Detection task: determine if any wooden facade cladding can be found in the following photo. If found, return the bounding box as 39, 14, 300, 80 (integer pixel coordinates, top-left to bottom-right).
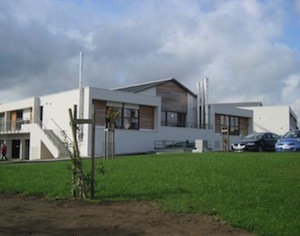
239, 117, 249, 136
140, 105, 154, 130
156, 81, 187, 113
215, 114, 221, 133
93, 100, 106, 126
10, 111, 17, 131
93, 100, 155, 130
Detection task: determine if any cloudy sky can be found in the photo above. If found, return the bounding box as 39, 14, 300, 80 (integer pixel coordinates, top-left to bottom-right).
1, 0, 300, 124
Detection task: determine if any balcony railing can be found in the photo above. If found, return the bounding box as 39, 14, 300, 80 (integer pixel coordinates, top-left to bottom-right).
161, 121, 213, 129
0, 119, 31, 133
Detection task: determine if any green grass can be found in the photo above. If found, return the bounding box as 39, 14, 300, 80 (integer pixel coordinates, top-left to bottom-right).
0, 152, 299, 236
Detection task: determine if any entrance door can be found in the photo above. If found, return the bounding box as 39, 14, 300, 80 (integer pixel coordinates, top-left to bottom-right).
12, 140, 20, 159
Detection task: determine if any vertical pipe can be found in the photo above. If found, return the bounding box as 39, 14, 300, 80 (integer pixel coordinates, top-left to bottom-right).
200, 81, 204, 128
196, 82, 200, 129
204, 78, 209, 129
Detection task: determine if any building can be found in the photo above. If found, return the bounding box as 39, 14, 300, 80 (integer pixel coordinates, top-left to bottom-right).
0, 78, 256, 160
242, 106, 298, 136
215, 102, 298, 136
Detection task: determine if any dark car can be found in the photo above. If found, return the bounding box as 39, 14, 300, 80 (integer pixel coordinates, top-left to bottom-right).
231, 132, 280, 152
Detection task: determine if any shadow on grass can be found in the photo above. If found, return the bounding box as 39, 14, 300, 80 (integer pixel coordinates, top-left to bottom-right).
92, 187, 191, 202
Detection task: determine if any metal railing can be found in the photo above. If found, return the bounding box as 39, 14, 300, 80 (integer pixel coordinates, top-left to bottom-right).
154, 140, 195, 149
0, 119, 31, 133
160, 121, 213, 129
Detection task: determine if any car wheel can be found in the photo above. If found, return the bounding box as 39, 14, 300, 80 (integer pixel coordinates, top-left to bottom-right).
258, 146, 263, 152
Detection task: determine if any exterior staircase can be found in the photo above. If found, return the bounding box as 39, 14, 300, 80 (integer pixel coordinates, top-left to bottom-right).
44, 129, 72, 158
22, 123, 72, 160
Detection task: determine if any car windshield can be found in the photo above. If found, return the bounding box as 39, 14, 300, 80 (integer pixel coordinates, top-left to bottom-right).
282, 130, 300, 138
243, 134, 263, 140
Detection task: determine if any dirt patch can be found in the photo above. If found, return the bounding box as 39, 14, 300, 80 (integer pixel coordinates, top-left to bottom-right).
0, 194, 254, 235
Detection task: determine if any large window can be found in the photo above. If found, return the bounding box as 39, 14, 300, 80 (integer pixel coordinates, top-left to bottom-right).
107, 103, 139, 130
161, 111, 186, 127
123, 108, 139, 129
0, 113, 4, 132
230, 116, 239, 135
219, 115, 240, 135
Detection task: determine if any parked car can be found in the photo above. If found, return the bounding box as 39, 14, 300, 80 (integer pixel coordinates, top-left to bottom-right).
275, 130, 300, 152
231, 132, 280, 152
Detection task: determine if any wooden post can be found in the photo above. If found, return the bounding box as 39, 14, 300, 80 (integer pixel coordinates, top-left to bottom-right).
68, 105, 90, 199
111, 129, 115, 159
69, 106, 78, 198
104, 128, 108, 160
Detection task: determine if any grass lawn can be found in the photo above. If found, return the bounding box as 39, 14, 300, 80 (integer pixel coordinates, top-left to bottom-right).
0, 152, 299, 236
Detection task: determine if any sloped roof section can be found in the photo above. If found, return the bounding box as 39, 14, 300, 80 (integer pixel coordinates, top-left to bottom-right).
213, 102, 263, 107
112, 78, 196, 96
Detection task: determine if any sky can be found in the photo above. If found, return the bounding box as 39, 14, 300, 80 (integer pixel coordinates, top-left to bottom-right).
1, 0, 300, 126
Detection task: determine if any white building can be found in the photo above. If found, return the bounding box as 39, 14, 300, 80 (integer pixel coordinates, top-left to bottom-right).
214, 102, 298, 136
241, 106, 298, 136
0, 78, 258, 160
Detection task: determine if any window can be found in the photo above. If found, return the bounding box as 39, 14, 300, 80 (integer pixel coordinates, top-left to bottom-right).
16, 110, 23, 130
161, 111, 166, 126
220, 115, 229, 128
113, 107, 123, 129
167, 112, 178, 126
161, 111, 186, 127
123, 108, 139, 129
106, 104, 139, 130
230, 116, 239, 135
0, 113, 4, 132
39, 106, 44, 123
178, 113, 186, 127
219, 115, 240, 135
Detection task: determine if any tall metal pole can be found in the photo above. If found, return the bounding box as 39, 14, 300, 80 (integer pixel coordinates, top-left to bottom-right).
78, 52, 84, 141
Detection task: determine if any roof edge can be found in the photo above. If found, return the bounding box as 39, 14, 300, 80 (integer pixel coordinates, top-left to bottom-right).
111, 77, 174, 91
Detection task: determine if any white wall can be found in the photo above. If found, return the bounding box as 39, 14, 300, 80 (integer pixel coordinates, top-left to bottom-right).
241, 106, 290, 135
22, 123, 59, 160
88, 87, 161, 107
91, 125, 222, 156
40, 89, 80, 147
0, 97, 37, 113
23, 108, 31, 121
92, 128, 159, 156
81, 87, 161, 156
132, 87, 157, 96
160, 126, 222, 151
211, 104, 254, 118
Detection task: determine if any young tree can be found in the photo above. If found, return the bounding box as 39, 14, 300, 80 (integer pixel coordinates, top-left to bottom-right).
104, 106, 120, 159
